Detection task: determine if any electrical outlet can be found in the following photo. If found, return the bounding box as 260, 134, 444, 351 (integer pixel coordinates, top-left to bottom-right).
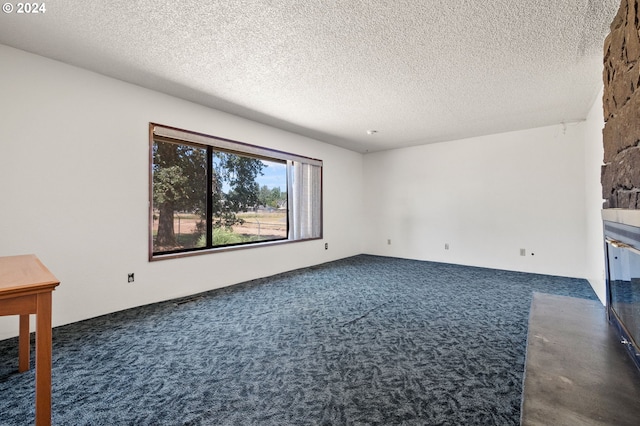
520, 249, 526, 256
325, 243, 328, 250
445, 243, 449, 250
128, 273, 134, 283
387, 239, 391, 245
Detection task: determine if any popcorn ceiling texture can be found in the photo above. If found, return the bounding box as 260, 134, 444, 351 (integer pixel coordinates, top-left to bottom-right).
0, 1, 619, 153
603, 0, 640, 209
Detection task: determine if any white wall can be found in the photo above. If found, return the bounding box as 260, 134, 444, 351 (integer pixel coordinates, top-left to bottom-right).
363, 123, 590, 278
0, 45, 364, 340
583, 89, 607, 304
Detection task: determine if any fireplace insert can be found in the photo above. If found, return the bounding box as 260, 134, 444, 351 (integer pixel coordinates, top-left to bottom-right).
603, 209, 640, 373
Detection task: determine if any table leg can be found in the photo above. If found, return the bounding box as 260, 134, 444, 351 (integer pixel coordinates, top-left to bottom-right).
35, 292, 52, 426
18, 314, 30, 372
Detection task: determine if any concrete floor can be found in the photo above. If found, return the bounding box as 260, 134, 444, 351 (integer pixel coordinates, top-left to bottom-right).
521, 293, 640, 426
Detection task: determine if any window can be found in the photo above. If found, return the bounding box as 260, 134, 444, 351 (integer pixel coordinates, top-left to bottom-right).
149, 123, 322, 259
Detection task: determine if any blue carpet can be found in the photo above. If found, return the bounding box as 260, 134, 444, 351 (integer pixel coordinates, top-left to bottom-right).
0, 255, 598, 425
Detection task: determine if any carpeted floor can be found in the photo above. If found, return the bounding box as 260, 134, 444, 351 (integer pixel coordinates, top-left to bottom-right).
0, 255, 598, 425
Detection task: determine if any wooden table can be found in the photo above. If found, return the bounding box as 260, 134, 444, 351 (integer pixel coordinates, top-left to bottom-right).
0, 254, 60, 426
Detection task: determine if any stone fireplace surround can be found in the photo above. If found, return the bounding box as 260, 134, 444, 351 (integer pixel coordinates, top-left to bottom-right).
602, 0, 640, 208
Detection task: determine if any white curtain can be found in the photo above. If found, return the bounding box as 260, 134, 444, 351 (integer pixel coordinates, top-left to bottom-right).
289, 161, 322, 240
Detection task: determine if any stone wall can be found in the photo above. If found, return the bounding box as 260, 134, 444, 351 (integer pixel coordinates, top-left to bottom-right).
603, 0, 640, 208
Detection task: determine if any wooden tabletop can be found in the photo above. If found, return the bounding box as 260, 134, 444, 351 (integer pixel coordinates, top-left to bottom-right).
0, 254, 60, 297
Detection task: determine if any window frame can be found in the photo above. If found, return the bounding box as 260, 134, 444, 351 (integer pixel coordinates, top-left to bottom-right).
149, 123, 323, 261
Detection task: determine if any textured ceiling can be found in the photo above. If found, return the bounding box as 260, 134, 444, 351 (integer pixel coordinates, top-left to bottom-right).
0, 1, 619, 153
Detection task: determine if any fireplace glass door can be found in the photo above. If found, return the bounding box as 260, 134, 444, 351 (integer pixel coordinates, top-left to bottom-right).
607, 240, 640, 349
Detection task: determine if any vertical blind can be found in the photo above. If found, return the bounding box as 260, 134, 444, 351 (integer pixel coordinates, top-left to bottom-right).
290, 161, 322, 240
